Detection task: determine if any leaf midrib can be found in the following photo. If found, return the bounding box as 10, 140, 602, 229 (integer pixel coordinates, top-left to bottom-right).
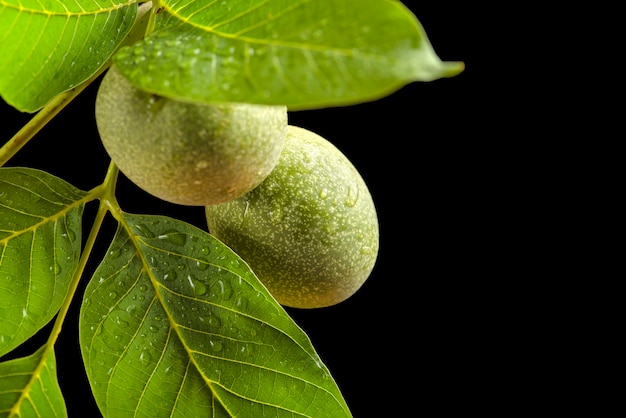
0, 0, 136, 17
128, 228, 347, 416
161, 0, 390, 57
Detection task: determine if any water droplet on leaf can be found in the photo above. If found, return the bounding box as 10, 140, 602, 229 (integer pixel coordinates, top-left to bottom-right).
158, 229, 186, 246
134, 224, 155, 238
194, 280, 208, 296
196, 258, 209, 271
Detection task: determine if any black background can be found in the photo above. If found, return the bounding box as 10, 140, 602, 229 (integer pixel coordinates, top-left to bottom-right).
1, 2, 478, 416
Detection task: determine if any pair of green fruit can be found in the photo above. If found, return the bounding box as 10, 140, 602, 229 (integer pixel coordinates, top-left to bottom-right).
96, 67, 379, 309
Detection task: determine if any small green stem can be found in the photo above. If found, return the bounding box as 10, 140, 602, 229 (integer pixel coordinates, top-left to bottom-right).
44, 194, 108, 349
9, 182, 109, 416
40, 167, 121, 382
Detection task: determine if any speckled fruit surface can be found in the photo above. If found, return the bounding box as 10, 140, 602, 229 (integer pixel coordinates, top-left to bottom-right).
96, 66, 287, 206
206, 125, 379, 309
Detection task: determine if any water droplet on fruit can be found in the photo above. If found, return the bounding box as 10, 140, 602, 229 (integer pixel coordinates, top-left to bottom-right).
361, 245, 375, 255
345, 184, 359, 207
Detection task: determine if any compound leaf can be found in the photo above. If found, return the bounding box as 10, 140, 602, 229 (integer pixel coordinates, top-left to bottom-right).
0, 168, 86, 358
80, 213, 351, 417
0, 0, 138, 112
0, 345, 67, 417
114, 0, 463, 110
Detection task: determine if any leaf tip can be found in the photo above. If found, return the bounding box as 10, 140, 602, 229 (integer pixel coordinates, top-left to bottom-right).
440, 60, 465, 78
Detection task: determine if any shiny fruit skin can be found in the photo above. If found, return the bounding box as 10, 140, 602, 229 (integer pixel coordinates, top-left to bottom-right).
206, 126, 379, 309
95, 66, 287, 206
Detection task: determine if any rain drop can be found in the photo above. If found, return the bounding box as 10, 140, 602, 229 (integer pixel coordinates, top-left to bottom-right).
194, 280, 208, 296
200, 313, 221, 328
50, 262, 62, 275
234, 295, 248, 311
196, 258, 209, 271
209, 340, 223, 352
361, 245, 375, 255
134, 224, 155, 238
344, 184, 359, 207
139, 350, 152, 364
163, 270, 177, 281
214, 279, 224, 295
239, 343, 254, 357
66, 229, 76, 242
158, 229, 187, 246
116, 315, 128, 327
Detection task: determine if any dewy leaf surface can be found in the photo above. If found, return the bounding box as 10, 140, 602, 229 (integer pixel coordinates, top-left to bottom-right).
80, 213, 351, 417
114, 0, 463, 109
0, 168, 86, 358
0, 0, 138, 112
0, 346, 67, 417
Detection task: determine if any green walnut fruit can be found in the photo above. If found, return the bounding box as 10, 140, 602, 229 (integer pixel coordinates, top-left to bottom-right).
95, 66, 287, 206
206, 125, 379, 309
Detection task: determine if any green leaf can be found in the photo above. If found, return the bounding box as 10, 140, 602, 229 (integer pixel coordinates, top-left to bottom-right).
114, 0, 463, 110
80, 213, 351, 417
0, 0, 138, 112
0, 346, 67, 417
0, 168, 86, 358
